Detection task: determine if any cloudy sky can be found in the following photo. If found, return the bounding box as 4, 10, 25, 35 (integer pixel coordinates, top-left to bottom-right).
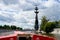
0, 0, 60, 29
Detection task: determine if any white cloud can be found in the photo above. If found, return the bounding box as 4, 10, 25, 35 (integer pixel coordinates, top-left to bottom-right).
43, 0, 54, 7
0, 0, 60, 29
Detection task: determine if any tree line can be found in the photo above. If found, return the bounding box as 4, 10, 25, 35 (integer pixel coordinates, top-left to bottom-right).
0, 25, 23, 30
40, 16, 60, 33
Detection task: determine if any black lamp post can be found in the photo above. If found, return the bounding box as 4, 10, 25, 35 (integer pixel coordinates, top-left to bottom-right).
34, 6, 39, 33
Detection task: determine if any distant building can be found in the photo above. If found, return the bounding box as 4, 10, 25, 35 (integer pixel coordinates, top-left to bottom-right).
52, 28, 60, 34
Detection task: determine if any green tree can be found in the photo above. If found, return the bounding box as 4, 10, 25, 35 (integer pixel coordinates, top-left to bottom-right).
3, 25, 10, 29
44, 22, 56, 33
58, 20, 60, 28
16, 27, 23, 30
0, 25, 3, 29
53, 21, 60, 28
19, 28, 23, 30
0, 25, 23, 30
40, 16, 49, 31
11, 25, 16, 30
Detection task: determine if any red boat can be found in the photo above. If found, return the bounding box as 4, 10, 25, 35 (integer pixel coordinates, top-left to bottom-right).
0, 31, 55, 40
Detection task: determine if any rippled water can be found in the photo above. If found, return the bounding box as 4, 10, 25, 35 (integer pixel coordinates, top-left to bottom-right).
0, 30, 34, 36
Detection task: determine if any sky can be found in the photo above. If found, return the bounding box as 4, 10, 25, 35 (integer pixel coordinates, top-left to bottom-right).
0, 0, 60, 29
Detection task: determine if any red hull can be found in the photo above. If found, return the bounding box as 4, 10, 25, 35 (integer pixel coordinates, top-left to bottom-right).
33, 35, 55, 40
0, 36, 17, 40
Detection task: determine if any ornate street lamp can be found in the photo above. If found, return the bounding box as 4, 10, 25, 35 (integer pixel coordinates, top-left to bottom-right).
34, 6, 39, 33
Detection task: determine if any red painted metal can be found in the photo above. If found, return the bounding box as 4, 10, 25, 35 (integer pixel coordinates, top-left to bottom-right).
0, 36, 17, 40
33, 35, 55, 40
0, 31, 26, 40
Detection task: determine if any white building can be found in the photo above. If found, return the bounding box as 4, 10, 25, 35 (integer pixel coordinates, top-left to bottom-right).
52, 28, 60, 34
